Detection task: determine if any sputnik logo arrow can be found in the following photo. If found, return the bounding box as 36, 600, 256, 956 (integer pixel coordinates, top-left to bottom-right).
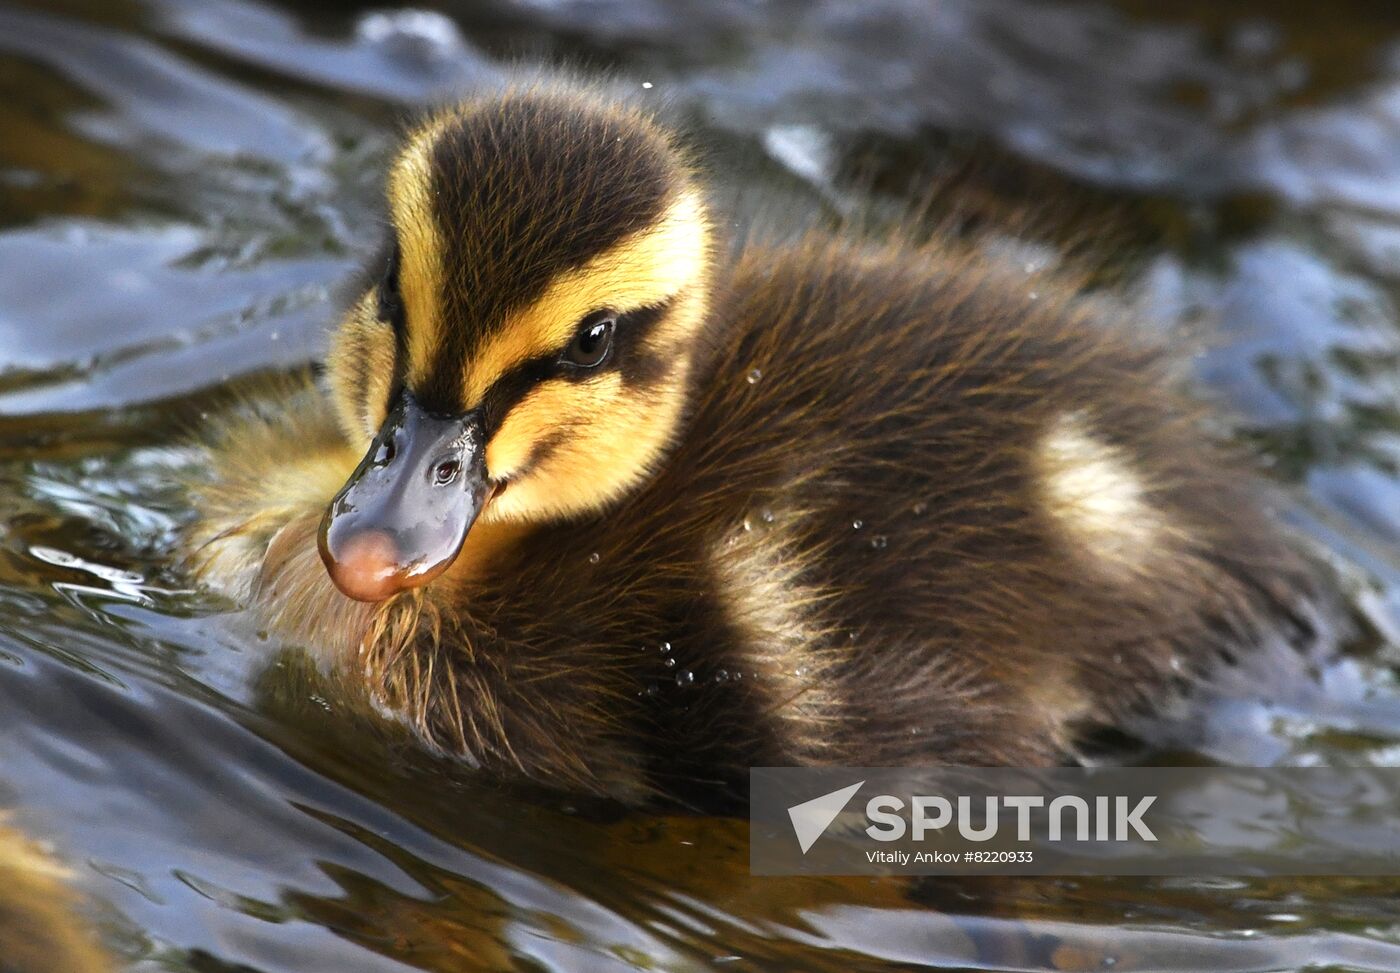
787, 780, 865, 853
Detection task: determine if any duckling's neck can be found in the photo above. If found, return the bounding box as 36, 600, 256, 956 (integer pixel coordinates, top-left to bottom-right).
440, 514, 536, 586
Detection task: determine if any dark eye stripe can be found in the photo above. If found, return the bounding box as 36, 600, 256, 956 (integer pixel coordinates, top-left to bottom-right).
477, 296, 675, 433
479, 354, 558, 433
612, 300, 673, 387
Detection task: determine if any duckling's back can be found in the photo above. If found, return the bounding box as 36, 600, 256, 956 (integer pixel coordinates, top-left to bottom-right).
458, 230, 1321, 797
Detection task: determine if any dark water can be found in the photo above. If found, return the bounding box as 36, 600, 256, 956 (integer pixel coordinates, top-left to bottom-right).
5, 0, 1400, 969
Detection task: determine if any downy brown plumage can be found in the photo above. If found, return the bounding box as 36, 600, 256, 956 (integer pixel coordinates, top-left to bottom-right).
183, 76, 1322, 802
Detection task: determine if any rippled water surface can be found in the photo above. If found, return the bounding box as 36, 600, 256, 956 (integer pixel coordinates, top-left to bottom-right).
6, 1, 1400, 970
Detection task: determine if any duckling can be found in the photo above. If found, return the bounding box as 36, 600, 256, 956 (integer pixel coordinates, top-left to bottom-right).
0, 822, 109, 973
183, 77, 1320, 801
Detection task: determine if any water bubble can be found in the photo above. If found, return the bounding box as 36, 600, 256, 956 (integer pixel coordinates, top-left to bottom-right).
761, 509, 775, 524
588, 552, 600, 564
357, 9, 462, 54
641, 81, 654, 89
663, 657, 677, 669
742, 516, 753, 532
870, 535, 888, 550
644, 684, 660, 697
912, 502, 928, 516
852, 519, 864, 530
676, 670, 695, 687
1028, 290, 1040, 300
715, 669, 729, 683
746, 368, 762, 384
660, 642, 672, 654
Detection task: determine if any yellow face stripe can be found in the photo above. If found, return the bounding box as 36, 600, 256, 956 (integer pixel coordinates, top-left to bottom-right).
484, 372, 690, 524
460, 190, 709, 405
481, 280, 710, 522
388, 121, 450, 390
325, 291, 397, 442
485, 376, 616, 478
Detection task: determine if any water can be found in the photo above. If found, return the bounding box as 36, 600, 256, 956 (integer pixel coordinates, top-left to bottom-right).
4, 0, 1400, 969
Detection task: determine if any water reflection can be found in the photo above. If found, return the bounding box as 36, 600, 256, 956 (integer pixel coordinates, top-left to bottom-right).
3, 0, 1400, 969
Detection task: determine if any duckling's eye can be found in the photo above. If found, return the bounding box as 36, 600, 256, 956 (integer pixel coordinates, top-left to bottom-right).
562, 312, 616, 368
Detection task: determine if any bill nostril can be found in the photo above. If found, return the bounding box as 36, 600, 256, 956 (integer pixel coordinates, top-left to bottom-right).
374, 439, 397, 466
433, 459, 461, 486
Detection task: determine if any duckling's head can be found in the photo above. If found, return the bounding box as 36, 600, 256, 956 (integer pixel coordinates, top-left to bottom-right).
320, 83, 713, 601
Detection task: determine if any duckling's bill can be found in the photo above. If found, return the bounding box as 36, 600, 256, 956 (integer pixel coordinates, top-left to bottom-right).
319, 390, 492, 601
